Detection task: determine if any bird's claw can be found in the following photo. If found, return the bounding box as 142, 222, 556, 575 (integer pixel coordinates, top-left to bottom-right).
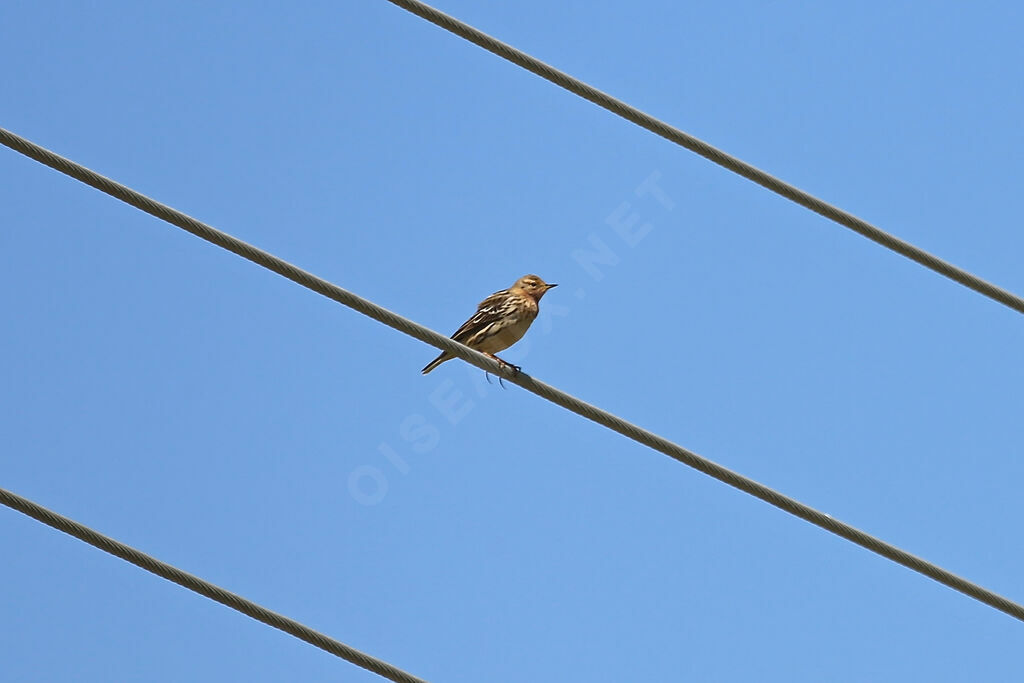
492, 356, 520, 376
483, 355, 520, 388
483, 370, 508, 388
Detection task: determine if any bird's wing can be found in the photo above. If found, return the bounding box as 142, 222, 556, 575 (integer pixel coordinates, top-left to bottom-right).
449, 289, 517, 345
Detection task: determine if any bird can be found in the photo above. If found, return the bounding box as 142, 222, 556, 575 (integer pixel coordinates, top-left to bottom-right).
422, 274, 557, 375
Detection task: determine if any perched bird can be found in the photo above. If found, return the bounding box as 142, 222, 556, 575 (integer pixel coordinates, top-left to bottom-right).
422, 274, 557, 375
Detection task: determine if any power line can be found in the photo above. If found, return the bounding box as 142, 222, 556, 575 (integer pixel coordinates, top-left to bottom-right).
383, 0, 1024, 317
2, 126, 1022, 624
0, 487, 429, 683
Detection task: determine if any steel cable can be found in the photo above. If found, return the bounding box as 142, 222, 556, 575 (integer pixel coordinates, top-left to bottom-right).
2, 126, 1021, 622
384, 0, 1024, 316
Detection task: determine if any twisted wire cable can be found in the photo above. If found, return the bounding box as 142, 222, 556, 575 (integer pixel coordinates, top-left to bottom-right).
2, 126, 1021, 622
384, 0, 1024, 316
0, 487, 429, 683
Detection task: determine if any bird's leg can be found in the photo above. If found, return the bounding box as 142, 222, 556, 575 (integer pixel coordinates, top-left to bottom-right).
491, 354, 521, 376
482, 353, 517, 388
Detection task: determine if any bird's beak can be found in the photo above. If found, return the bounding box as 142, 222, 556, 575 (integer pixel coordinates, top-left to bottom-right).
546, 283, 558, 289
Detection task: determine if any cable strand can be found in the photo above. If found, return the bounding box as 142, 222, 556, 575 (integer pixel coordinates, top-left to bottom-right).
383, 0, 1024, 315
1, 125, 1021, 622
0, 487, 429, 683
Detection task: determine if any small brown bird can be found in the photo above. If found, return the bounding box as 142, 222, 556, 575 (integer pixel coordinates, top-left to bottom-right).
422, 274, 557, 375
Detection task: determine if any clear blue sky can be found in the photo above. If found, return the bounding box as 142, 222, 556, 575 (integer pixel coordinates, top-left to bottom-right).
3, 1, 1023, 680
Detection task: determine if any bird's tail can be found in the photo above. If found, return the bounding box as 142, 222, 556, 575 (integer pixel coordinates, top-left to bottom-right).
421, 352, 452, 374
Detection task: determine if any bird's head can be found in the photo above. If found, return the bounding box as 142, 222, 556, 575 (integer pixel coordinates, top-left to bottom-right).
514, 274, 557, 300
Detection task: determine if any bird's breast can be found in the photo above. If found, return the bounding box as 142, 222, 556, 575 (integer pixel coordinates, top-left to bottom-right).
478, 308, 536, 353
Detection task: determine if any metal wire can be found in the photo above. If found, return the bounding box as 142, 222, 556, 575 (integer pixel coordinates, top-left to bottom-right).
383, 0, 1024, 316
2, 125, 1021, 623
0, 487, 429, 683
